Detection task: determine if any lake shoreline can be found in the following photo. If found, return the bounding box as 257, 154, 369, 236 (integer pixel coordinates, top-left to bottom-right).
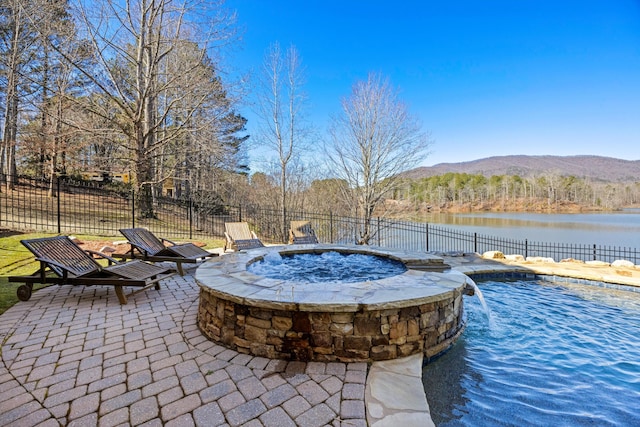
386, 198, 640, 217
384, 209, 640, 250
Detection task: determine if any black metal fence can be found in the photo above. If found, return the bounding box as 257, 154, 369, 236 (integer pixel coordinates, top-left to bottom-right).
0, 175, 240, 240
246, 207, 640, 264
1, 175, 639, 264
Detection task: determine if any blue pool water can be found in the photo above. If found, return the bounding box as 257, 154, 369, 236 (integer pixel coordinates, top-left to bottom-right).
247, 251, 406, 283
422, 279, 640, 426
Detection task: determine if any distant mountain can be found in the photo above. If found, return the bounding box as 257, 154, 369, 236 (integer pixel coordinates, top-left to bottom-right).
403, 155, 640, 182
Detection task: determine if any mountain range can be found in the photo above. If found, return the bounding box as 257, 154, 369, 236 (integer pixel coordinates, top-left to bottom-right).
404, 155, 640, 183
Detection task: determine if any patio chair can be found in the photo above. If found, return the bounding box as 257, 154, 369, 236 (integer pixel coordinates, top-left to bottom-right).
224, 222, 264, 252
119, 228, 217, 275
8, 236, 174, 304
288, 220, 319, 244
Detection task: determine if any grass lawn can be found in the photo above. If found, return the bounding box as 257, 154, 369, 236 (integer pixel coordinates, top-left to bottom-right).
0, 231, 53, 314
0, 230, 224, 315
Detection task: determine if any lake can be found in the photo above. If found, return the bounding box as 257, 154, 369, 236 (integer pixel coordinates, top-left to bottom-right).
419, 209, 640, 248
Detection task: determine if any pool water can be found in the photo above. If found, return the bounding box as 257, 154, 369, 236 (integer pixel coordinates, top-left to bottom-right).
247, 250, 407, 284
422, 279, 640, 426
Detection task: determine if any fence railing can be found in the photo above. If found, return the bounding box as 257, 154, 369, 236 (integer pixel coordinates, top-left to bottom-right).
0, 175, 240, 240
1, 175, 639, 264
244, 207, 640, 264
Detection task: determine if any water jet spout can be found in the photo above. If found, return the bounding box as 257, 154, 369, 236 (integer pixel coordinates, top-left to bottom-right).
465, 277, 493, 325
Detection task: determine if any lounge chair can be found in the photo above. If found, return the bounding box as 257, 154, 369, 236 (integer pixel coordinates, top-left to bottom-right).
224, 222, 264, 251
119, 228, 217, 275
8, 236, 173, 304
289, 220, 319, 244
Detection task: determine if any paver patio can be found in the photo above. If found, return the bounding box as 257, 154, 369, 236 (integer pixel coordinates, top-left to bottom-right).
0, 267, 368, 426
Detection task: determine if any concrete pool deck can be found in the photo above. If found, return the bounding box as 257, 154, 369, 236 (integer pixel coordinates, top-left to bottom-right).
1, 251, 639, 426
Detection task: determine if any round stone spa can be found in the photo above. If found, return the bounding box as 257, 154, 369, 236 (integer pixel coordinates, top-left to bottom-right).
195, 244, 472, 362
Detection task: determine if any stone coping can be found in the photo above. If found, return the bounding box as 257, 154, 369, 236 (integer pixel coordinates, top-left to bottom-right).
366, 354, 435, 427
195, 244, 472, 312
443, 252, 640, 289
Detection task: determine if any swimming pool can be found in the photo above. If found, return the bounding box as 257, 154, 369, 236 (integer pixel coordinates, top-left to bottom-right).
422, 279, 640, 426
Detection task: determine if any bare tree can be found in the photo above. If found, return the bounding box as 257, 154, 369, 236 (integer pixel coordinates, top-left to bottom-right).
0, 0, 41, 189
254, 42, 311, 240
67, 0, 240, 218
326, 72, 431, 244
2, 0, 95, 195
34, 1, 85, 195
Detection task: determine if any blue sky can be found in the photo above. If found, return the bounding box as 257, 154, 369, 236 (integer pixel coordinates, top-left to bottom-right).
225, 0, 640, 169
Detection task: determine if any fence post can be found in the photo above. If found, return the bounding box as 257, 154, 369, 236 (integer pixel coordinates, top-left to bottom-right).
593, 244, 597, 261
330, 211, 334, 243
525, 239, 528, 258
474, 232, 477, 254
131, 189, 136, 228
283, 207, 287, 244
425, 223, 429, 252
56, 177, 61, 234
239, 206, 242, 222
377, 217, 381, 246
189, 199, 193, 240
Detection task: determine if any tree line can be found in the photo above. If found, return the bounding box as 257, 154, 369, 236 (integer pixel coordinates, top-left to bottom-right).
1, 0, 248, 217
392, 172, 640, 211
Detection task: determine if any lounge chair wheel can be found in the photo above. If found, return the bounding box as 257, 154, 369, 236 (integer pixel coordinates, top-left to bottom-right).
17, 284, 32, 301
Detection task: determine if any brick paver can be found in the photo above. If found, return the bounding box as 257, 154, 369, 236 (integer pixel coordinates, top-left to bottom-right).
0, 271, 368, 426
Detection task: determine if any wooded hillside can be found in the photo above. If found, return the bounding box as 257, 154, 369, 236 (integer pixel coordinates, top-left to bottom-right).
403, 155, 640, 183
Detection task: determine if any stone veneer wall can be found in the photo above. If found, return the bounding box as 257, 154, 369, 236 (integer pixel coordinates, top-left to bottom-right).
197, 287, 465, 362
